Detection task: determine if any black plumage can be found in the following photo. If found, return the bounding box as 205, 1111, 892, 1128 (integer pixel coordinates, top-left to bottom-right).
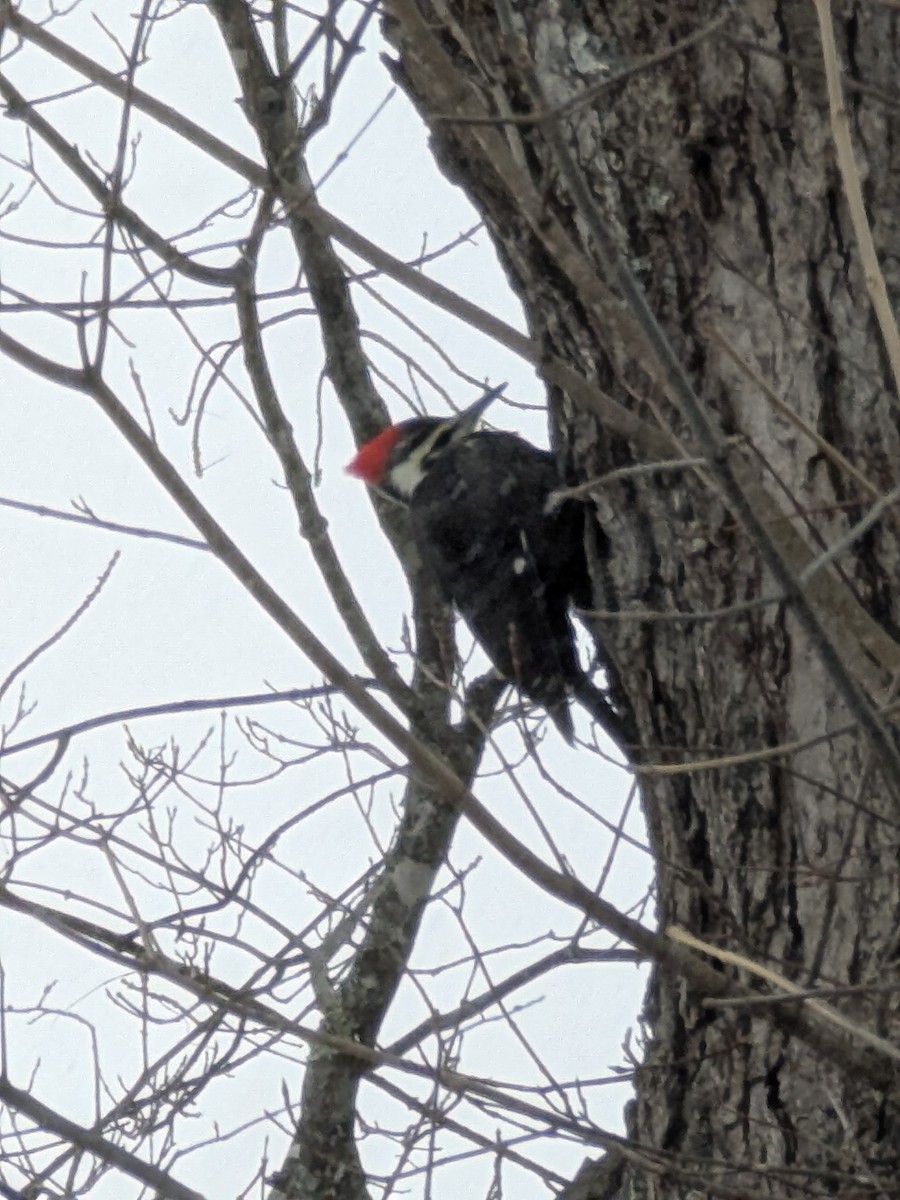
409, 430, 588, 741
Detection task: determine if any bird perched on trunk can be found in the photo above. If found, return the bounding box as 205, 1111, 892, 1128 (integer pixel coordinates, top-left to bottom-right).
346, 385, 623, 744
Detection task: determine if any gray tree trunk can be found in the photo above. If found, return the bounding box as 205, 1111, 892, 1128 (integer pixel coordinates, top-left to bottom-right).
385, 1, 900, 1194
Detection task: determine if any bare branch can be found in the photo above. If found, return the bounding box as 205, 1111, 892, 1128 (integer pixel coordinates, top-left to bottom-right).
0, 1075, 204, 1200
0, 553, 120, 706
0, 494, 210, 550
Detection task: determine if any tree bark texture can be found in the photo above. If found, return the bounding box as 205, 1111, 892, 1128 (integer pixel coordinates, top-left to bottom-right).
385, 2, 900, 1195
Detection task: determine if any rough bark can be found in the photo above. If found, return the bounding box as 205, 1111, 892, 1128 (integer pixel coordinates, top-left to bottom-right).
385, 2, 900, 1195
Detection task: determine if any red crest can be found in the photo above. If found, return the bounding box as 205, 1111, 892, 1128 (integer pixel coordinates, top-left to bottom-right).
345, 426, 400, 484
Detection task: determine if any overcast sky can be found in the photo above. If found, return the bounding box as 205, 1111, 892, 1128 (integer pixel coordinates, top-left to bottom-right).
0, 5, 650, 1196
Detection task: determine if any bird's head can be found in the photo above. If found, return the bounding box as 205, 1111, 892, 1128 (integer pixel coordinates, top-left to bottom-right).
345, 384, 505, 501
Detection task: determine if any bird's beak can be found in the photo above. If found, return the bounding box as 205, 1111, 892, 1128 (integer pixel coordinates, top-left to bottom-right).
455, 383, 506, 434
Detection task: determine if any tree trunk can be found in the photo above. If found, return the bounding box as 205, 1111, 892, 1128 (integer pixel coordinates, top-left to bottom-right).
385, 1, 900, 1194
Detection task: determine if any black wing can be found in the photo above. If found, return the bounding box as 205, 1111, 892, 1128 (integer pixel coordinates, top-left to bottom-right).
410, 432, 586, 738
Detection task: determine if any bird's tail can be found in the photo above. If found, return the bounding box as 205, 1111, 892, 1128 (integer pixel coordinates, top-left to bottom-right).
570, 674, 633, 748
547, 699, 575, 745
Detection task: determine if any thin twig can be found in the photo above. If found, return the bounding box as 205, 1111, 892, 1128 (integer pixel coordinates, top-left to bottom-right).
0, 1076, 203, 1200
812, 0, 900, 400
0, 685, 355, 758
580, 594, 783, 624
435, 12, 729, 128
0, 494, 209, 550
233, 219, 412, 708
799, 481, 900, 584
0, 554, 120, 706
705, 980, 900, 1009
669, 925, 900, 1065
548, 455, 715, 506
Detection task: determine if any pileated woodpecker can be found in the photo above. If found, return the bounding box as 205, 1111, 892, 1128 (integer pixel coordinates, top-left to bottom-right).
346, 386, 622, 744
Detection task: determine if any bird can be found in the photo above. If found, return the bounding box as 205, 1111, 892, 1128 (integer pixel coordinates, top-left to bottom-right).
346, 385, 623, 744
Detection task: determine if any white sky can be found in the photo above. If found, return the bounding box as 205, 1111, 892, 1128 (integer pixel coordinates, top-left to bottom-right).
0, 4, 650, 1196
